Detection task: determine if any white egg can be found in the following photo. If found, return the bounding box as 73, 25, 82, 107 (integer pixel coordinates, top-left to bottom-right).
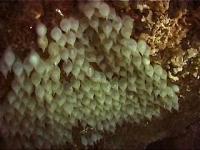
154, 64, 163, 76
23, 57, 33, 76
103, 39, 113, 53
68, 48, 77, 62
29, 50, 40, 68
23, 79, 33, 95
97, 2, 110, 18
7, 91, 17, 104
102, 21, 112, 38
120, 26, 132, 39
3, 47, 15, 70
36, 23, 47, 37
63, 60, 73, 75
58, 34, 67, 47
137, 40, 147, 55
51, 66, 61, 82
0, 61, 9, 78
48, 42, 60, 56
50, 26, 62, 42
60, 18, 71, 33
89, 17, 99, 32
66, 31, 76, 46
60, 47, 69, 62
35, 85, 45, 100
63, 103, 73, 115
31, 72, 41, 87
13, 58, 23, 77
80, 3, 95, 19
69, 17, 79, 32
113, 17, 122, 33
11, 79, 21, 95
37, 36, 48, 52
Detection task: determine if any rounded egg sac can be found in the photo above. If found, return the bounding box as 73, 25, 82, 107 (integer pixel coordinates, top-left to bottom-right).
0, 1, 182, 149
36, 22, 47, 37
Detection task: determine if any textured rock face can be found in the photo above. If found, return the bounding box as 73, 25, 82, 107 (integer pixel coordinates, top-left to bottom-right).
0, 1, 179, 148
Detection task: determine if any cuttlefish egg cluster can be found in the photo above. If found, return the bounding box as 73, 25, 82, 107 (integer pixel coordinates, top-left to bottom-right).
0, 1, 179, 148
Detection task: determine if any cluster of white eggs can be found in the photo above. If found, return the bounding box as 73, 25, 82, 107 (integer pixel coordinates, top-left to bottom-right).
0, 1, 179, 148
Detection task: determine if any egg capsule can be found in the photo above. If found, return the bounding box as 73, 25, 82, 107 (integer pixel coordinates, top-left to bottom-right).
143, 57, 150, 66
23, 57, 33, 76
29, 50, 40, 68
35, 60, 46, 75
57, 95, 66, 107
102, 82, 111, 93
109, 7, 117, 20
171, 85, 179, 93
23, 79, 33, 95
87, 66, 94, 78
68, 48, 77, 62
63, 103, 73, 115
45, 92, 53, 104
51, 66, 61, 82
80, 35, 89, 46
80, 3, 95, 19
69, 17, 79, 32
55, 84, 63, 95
48, 42, 60, 56
72, 80, 80, 90
172, 96, 179, 111
60, 47, 69, 62
121, 48, 131, 59
49, 55, 61, 66
79, 18, 89, 33
3, 47, 15, 70
16, 73, 25, 85
60, 18, 71, 33
145, 65, 154, 77
63, 60, 73, 75
31, 72, 41, 87
133, 53, 141, 68
58, 34, 67, 47
153, 64, 163, 76
37, 36, 48, 52
50, 26, 62, 42
11, 79, 21, 95
113, 17, 122, 33
43, 79, 52, 94
98, 32, 106, 42
36, 23, 47, 37
75, 55, 84, 67
35, 85, 45, 100
7, 91, 17, 104
120, 26, 132, 39
97, 2, 110, 18
123, 16, 134, 30
137, 40, 147, 55
49, 103, 57, 113
0, 61, 9, 78
104, 39, 113, 53
36, 108, 45, 120
66, 31, 76, 46
13, 58, 23, 77
112, 44, 121, 53
13, 100, 21, 111
102, 21, 112, 38
110, 30, 117, 42
89, 17, 99, 32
